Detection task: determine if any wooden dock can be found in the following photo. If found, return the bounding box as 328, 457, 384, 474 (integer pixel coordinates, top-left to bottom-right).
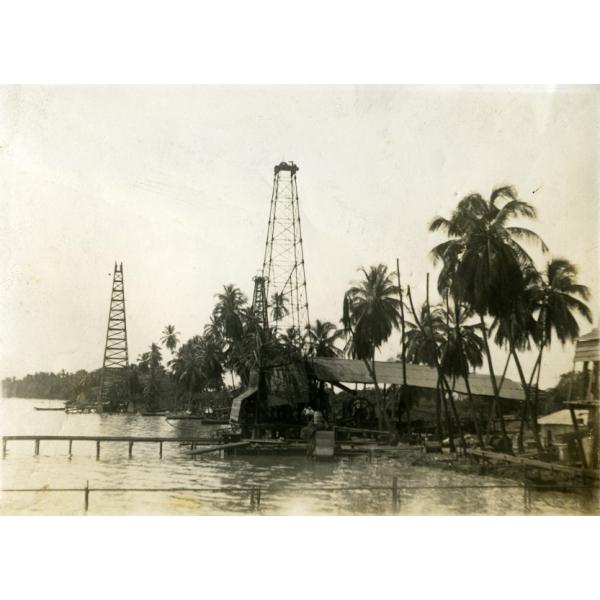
466, 448, 600, 480
1, 435, 216, 459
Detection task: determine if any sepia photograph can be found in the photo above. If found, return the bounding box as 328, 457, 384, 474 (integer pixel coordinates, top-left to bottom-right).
1, 84, 598, 516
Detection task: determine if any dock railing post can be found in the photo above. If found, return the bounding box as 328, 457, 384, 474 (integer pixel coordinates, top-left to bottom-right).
84, 480, 89, 513
392, 476, 399, 513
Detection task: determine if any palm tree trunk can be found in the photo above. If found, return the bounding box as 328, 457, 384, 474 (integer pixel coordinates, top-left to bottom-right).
510, 347, 543, 451
435, 385, 442, 444
533, 344, 545, 425
451, 296, 483, 447
518, 348, 542, 452
444, 378, 467, 450
364, 356, 388, 430
463, 373, 484, 447
486, 353, 510, 439
479, 313, 508, 439
439, 380, 456, 452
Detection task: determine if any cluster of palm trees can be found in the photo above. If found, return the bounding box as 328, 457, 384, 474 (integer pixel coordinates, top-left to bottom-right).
132, 185, 591, 447
132, 287, 342, 412
339, 186, 591, 450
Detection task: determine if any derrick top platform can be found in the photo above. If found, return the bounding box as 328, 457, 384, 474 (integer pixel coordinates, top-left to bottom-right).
274, 161, 298, 175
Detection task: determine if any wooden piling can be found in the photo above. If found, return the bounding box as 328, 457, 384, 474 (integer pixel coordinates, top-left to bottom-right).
96, 441, 101, 460
392, 476, 398, 513
159, 441, 163, 459
34, 439, 40, 456
84, 480, 89, 513
2, 438, 6, 458
68, 439, 73, 456
128, 441, 134, 458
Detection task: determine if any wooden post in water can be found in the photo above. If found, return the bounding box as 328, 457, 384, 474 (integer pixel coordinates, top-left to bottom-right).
2, 438, 6, 458
34, 439, 40, 456
68, 439, 73, 457
159, 441, 163, 459
392, 476, 398, 513
128, 441, 134, 458
96, 440, 101, 460
84, 480, 89, 513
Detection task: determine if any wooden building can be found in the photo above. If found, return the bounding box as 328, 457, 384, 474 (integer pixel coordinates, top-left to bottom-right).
565, 327, 600, 468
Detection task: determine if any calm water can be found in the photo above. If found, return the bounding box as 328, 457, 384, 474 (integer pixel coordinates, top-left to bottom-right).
1, 398, 598, 515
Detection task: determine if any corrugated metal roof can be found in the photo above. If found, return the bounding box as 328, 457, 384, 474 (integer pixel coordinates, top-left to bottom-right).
307, 357, 525, 401
574, 328, 600, 362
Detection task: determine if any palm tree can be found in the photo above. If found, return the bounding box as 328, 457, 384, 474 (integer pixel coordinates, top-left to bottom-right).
214, 284, 247, 341
138, 343, 163, 411
170, 340, 203, 411
279, 326, 304, 359
270, 292, 289, 331
430, 186, 547, 440
403, 303, 447, 367
529, 258, 592, 413
304, 320, 343, 358
491, 265, 545, 450
160, 325, 180, 358
343, 264, 401, 429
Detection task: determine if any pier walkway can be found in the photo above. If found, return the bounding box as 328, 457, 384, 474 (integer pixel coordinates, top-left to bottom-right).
1, 435, 216, 459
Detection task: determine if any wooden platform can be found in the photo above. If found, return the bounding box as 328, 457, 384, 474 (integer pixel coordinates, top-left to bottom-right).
466, 448, 600, 480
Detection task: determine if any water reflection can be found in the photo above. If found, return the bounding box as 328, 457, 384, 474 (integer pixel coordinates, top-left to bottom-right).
1, 398, 598, 515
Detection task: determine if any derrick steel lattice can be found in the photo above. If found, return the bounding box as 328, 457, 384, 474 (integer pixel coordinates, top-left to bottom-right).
251, 275, 269, 330
261, 162, 310, 333
98, 262, 129, 408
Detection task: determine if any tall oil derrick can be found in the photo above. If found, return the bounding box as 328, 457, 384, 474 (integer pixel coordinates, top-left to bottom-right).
251, 275, 269, 330
98, 262, 129, 411
261, 161, 310, 334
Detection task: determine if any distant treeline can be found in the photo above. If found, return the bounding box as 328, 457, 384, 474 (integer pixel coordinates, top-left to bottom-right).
2, 370, 91, 400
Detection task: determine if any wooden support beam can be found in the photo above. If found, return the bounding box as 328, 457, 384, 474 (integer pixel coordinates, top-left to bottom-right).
96, 441, 101, 460
569, 407, 588, 469
159, 441, 163, 459
128, 441, 133, 458
68, 439, 73, 456
34, 439, 40, 456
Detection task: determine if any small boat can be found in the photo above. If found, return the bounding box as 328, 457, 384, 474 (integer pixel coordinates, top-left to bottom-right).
141, 410, 168, 417
166, 414, 205, 421
34, 406, 65, 411
201, 417, 230, 425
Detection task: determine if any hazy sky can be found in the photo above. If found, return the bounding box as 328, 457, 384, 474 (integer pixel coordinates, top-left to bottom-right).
1, 85, 598, 388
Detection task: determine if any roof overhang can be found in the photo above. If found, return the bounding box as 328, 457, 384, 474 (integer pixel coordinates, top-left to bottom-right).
306, 357, 525, 401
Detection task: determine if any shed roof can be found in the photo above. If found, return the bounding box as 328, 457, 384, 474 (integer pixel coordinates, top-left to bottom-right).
307, 357, 525, 401
537, 409, 588, 426
574, 327, 599, 362
229, 386, 258, 422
